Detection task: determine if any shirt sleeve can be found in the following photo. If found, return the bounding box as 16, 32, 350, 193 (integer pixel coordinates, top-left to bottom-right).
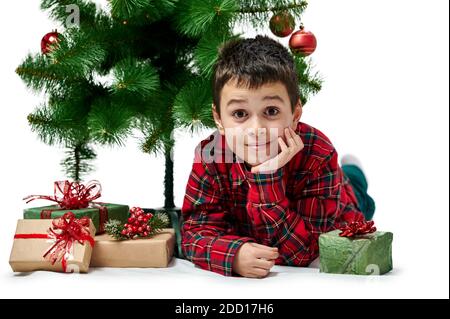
181, 160, 256, 277
245, 148, 364, 266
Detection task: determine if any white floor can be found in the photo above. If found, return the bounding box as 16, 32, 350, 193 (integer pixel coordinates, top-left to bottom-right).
1, 254, 445, 299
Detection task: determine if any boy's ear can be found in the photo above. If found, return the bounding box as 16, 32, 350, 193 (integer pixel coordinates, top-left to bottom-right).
212, 103, 225, 135
291, 100, 302, 129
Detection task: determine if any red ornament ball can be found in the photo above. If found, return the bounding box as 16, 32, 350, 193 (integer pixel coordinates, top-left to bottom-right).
41, 30, 60, 54
269, 11, 295, 37
289, 25, 317, 57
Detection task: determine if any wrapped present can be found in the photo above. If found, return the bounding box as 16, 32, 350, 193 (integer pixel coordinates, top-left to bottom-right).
9, 213, 96, 273
24, 203, 129, 235
90, 228, 175, 268
319, 221, 393, 275
23, 180, 129, 234
91, 207, 173, 267
144, 207, 184, 259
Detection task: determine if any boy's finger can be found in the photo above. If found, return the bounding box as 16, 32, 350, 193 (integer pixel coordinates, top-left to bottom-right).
278, 136, 288, 152
249, 267, 270, 278
253, 258, 275, 270
289, 127, 301, 147
295, 135, 304, 149
254, 248, 279, 260
285, 128, 295, 148
251, 159, 278, 174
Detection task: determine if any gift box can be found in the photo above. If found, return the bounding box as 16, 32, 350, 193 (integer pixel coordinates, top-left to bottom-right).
143, 207, 183, 259
23, 180, 129, 234
319, 229, 393, 275
90, 228, 175, 268
9, 214, 96, 273
23, 203, 129, 235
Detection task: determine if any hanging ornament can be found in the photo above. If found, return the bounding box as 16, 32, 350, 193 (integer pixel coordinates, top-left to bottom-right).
289, 24, 317, 57
269, 11, 295, 37
41, 30, 60, 54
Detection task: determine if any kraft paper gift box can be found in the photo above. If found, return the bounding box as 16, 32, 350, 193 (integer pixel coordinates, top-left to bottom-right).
23, 203, 129, 235
9, 216, 96, 273
319, 229, 393, 275
90, 228, 175, 268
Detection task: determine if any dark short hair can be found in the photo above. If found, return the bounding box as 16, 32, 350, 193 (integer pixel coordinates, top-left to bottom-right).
212, 35, 300, 116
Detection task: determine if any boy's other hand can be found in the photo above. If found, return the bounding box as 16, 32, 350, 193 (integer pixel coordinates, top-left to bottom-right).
251, 127, 304, 174
232, 242, 279, 278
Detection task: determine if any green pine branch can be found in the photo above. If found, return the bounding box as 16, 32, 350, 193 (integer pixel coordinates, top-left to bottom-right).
173, 77, 216, 133
61, 143, 96, 182
48, 30, 107, 77
110, 0, 152, 20
234, 0, 308, 31
27, 81, 93, 146
111, 58, 160, 98
16, 30, 107, 94
40, 0, 98, 27
87, 97, 134, 146
140, 126, 165, 155
238, 0, 308, 14
16, 54, 66, 94
193, 28, 241, 79
174, 0, 239, 37
103, 219, 123, 239
138, 84, 179, 155
139, 109, 175, 156
294, 55, 323, 105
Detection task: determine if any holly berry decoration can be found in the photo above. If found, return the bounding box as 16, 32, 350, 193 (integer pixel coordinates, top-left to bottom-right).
121, 207, 153, 238
104, 206, 170, 240
269, 11, 295, 37
41, 30, 60, 54
289, 24, 317, 57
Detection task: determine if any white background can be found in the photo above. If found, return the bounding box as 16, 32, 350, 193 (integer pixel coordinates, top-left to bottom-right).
0, 0, 448, 299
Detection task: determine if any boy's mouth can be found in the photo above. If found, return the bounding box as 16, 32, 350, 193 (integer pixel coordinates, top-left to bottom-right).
245, 141, 271, 147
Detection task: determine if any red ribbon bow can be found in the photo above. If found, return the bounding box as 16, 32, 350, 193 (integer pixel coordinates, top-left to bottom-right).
43, 212, 94, 268
339, 220, 377, 237
23, 180, 102, 210
14, 212, 94, 272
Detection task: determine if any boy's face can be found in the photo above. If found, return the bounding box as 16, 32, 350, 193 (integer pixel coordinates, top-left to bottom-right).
212, 79, 302, 167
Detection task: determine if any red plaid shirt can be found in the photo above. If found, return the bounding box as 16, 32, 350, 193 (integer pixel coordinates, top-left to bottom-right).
181, 121, 365, 276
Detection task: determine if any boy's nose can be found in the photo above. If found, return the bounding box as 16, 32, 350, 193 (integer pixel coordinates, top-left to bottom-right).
247, 127, 265, 134
246, 127, 266, 138
246, 127, 268, 145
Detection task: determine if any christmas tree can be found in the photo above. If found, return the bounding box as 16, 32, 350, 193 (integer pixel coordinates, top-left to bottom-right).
16, 0, 322, 226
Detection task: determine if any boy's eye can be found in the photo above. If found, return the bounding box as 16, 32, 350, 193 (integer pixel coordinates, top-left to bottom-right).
232, 110, 248, 119
265, 107, 280, 116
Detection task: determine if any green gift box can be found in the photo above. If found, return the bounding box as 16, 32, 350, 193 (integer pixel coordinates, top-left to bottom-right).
23, 203, 129, 235
319, 229, 393, 275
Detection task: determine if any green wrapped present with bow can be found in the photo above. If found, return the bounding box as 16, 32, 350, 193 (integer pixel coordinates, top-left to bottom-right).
23, 180, 129, 234
319, 221, 393, 275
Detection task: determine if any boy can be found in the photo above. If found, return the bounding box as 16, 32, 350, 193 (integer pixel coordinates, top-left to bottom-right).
181, 35, 375, 278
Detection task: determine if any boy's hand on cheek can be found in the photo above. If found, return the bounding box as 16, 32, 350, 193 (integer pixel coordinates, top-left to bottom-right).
250, 127, 304, 174
232, 242, 279, 278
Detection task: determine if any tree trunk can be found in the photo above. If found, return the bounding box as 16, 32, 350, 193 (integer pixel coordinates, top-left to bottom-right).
163, 123, 175, 209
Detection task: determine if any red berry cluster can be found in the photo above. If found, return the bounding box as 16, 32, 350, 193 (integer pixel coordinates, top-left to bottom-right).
121, 207, 153, 239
